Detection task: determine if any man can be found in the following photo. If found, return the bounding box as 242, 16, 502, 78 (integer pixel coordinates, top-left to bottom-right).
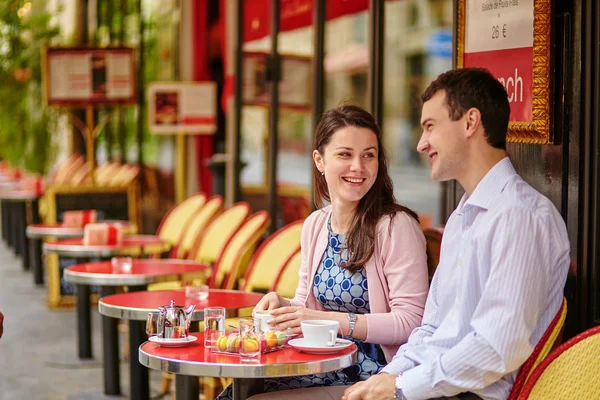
341, 68, 570, 399
249, 68, 570, 400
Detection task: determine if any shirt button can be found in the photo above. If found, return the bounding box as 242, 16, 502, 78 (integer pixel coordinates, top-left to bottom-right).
465, 225, 471, 230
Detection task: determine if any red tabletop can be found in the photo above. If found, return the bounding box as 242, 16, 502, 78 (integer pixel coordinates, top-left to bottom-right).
26, 221, 136, 239
64, 259, 209, 286
0, 189, 41, 200
99, 289, 264, 321
139, 332, 357, 378
43, 234, 170, 258
56, 235, 164, 247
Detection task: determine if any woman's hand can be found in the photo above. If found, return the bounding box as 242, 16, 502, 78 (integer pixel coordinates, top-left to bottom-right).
268, 306, 327, 335
253, 292, 289, 314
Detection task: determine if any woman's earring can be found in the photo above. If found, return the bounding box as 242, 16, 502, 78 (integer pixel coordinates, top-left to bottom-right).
321, 172, 325, 176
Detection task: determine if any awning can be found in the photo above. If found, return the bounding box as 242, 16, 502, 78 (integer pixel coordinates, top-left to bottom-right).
244, 0, 369, 42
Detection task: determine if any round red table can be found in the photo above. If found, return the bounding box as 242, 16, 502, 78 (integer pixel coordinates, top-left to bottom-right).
139, 332, 358, 400
99, 289, 264, 400
27, 221, 136, 240
26, 221, 136, 286
43, 234, 170, 258
61, 261, 209, 398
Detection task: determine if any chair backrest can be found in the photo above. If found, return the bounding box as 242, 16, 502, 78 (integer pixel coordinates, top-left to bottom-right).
211, 211, 271, 289
94, 162, 120, 185
518, 324, 600, 399
173, 196, 223, 258
508, 297, 567, 399
188, 202, 251, 265
156, 193, 207, 245
53, 153, 84, 184
241, 220, 303, 292
270, 249, 302, 298
423, 226, 443, 282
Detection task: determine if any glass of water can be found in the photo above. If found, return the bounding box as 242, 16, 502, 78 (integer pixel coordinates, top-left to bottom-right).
111, 256, 133, 273
204, 307, 225, 349
239, 318, 261, 362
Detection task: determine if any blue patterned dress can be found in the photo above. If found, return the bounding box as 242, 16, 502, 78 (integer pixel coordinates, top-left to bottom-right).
216, 219, 387, 399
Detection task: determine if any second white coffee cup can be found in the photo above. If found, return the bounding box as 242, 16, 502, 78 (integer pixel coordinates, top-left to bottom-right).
301, 320, 340, 347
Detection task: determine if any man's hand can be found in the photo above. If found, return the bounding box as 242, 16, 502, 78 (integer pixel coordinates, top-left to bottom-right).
0, 311, 4, 338
342, 373, 397, 400
268, 306, 328, 335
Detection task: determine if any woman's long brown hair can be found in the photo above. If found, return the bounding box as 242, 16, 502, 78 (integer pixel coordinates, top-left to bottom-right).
313, 105, 419, 273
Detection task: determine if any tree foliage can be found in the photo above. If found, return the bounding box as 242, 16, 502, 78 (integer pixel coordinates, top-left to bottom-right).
0, 0, 61, 173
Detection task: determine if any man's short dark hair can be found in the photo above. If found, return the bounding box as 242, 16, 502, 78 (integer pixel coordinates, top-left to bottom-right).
421, 68, 510, 150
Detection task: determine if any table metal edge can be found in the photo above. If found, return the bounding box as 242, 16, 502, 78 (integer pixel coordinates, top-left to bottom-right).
64, 270, 157, 286
138, 344, 357, 378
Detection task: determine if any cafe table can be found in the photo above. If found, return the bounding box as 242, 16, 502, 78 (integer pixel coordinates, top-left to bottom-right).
139, 332, 358, 400
43, 234, 170, 258
99, 289, 264, 400
0, 189, 42, 271
63, 259, 207, 396
26, 221, 136, 285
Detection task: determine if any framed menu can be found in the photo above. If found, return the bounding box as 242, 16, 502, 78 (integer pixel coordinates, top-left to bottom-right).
42, 46, 136, 107
457, 0, 552, 144
147, 82, 217, 134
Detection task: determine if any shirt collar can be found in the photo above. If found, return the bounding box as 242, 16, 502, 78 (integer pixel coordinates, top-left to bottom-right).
460, 157, 517, 211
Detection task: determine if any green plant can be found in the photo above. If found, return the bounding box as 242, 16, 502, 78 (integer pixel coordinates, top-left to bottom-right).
0, 0, 61, 173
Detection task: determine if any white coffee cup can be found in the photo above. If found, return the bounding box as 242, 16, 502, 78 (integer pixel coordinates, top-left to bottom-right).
254, 310, 273, 332
301, 320, 340, 347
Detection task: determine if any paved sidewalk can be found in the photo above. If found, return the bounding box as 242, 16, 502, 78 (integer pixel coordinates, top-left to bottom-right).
0, 240, 166, 400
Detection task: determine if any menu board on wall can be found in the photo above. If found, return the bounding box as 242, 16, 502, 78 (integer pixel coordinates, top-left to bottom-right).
43, 47, 136, 107
457, 0, 552, 144
243, 52, 311, 110
147, 82, 217, 134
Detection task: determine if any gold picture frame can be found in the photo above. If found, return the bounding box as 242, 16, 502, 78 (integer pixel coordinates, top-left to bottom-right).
456, 0, 552, 144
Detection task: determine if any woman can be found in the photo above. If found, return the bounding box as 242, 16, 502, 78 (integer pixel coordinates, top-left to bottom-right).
217, 105, 429, 399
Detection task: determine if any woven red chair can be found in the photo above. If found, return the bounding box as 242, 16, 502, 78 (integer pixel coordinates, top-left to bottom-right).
508, 297, 567, 399
518, 324, 600, 399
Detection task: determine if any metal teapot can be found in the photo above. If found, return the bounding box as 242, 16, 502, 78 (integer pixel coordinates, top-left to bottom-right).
146, 300, 196, 339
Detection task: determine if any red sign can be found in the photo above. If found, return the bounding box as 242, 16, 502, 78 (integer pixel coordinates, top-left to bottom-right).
464, 46, 533, 122
461, 0, 535, 124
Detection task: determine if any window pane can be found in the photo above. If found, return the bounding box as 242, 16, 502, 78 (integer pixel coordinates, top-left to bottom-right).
383, 0, 453, 227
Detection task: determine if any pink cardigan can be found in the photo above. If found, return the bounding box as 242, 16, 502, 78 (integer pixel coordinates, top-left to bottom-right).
290, 206, 429, 362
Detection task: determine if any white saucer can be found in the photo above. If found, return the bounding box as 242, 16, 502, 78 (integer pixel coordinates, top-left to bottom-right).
148, 335, 198, 347
288, 338, 353, 354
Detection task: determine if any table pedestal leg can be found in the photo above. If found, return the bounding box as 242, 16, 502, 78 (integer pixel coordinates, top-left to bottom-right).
127, 284, 149, 400
1, 200, 7, 242
233, 378, 264, 400
8, 202, 18, 252
100, 286, 121, 395
20, 201, 30, 271
129, 319, 149, 400
175, 375, 200, 400
77, 284, 93, 359
30, 238, 43, 285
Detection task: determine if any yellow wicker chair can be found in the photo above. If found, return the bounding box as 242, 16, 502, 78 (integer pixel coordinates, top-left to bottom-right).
239, 220, 303, 293
173, 195, 224, 259
508, 298, 567, 399
188, 202, 251, 266
518, 324, 600, 399
156, 193, 207, 247
210, 211, 271, 290
270, 249, 301, 299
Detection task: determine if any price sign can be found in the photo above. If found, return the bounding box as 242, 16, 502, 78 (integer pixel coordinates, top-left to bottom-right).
464, 0, 534, 121
457, 0, 552, 144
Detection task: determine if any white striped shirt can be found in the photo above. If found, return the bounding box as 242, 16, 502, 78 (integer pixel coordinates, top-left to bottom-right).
382, 157, 570, 400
